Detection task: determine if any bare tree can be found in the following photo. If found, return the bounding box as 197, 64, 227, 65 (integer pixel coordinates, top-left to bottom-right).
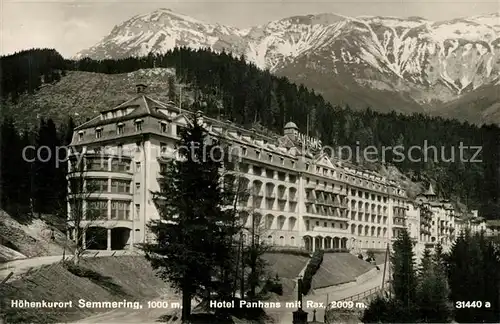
65, 152, 107, 264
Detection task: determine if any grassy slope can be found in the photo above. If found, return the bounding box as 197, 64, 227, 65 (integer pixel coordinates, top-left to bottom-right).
0, 256, 171, 323
0, 210, 75, 260
4, 68, 194, 129
312, 253, 375, 289
262, 252, 310, 298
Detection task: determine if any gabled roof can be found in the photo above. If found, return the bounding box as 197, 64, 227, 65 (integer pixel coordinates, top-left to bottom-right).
76, 94, 179, 130
314, 153, 335, 169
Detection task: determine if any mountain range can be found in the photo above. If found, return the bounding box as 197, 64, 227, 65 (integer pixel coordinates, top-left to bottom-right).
75, 9, 500, 124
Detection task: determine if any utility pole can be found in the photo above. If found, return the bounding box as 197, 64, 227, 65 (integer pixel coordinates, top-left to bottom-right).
381, 242, 389, 291
233, 232, 242, 298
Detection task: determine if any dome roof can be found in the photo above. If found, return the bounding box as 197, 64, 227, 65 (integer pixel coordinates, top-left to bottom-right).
284, 121, 298, 129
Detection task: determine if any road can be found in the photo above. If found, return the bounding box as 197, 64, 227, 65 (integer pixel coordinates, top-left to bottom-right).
266, 263, 387, 323
0, 250, 142, 280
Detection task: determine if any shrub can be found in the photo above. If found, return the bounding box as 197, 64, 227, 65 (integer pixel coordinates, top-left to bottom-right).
366, 250, 376, 260
301, 250, 324, 294
262, 274, 283, 296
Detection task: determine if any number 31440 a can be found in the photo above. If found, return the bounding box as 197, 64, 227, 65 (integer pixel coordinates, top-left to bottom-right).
455, 301, 491, 308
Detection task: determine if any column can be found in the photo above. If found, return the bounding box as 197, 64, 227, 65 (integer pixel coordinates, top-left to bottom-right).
107, 228, 111, 251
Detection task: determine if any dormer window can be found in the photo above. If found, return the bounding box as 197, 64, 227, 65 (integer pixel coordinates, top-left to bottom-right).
95, 127, 102, 139
117, 123, 124, 135
135, 119, 143, 132
78, 131, 84, 141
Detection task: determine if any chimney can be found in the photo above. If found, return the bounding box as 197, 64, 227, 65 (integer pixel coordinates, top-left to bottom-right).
136, 84, 147, 94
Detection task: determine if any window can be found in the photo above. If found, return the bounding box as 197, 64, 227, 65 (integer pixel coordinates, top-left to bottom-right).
256, 150, 261, 159
135, 120, 143, 132
78, 132, 84, 141
110, 160, 130, 172
160, 142, 167, 155
87, 200, 108, 220
268, 154, 273, 162
242, 147, 247, 156
280, 157, 284, 165
135, 162, 141, 173
86, 157, 107, 171
135, 142, 141, 152
176, 125, 185, 137
291, 161, 295, 168
135, 182, 140, 194
160, 122, 168, 133
117, 145, 123, 156
159, 163, 167, 174
87, 178, 108, 192
111, 180, 130, 193
111, 201, 130, 220
95, 129, 102, 139
135, 204, 140, 220
117, 124, 124, 135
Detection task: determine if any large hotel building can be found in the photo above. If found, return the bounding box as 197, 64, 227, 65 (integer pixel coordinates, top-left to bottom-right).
67, 85, 489, 253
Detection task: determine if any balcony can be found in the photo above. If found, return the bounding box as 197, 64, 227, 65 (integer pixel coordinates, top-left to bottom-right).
277, 194, 287, 201
252, 190, 263, 198
265, 192, 275, 199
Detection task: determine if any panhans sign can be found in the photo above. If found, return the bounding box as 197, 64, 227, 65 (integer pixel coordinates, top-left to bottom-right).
297, 133, 322, 150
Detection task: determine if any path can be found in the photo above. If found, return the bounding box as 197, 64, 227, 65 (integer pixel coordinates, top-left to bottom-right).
0, 250, 143, 280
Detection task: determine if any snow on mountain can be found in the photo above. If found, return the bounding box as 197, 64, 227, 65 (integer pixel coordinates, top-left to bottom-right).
75, 9, 500, 121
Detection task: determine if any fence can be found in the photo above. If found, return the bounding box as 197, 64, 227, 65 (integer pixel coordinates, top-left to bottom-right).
335, 285, 382, 303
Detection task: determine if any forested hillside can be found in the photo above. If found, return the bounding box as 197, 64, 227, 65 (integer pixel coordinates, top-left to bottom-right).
0, 48, 498, 220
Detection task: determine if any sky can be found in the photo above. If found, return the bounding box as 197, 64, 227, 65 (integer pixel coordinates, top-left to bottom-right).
1, 0, 499, 58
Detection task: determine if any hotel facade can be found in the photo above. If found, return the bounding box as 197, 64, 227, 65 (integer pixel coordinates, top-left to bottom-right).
66, 85, 488, 253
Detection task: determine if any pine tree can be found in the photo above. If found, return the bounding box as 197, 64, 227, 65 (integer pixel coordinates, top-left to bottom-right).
142, 114, 241, 322
167, 75, 177, 103
390, 228, 418, 321
416, 244, 452, 323
34, 118, 61, 214
0, 118, 28, 219
418, 248, 432, 277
